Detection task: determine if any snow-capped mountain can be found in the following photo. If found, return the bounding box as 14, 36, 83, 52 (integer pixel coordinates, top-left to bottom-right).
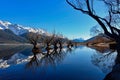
0, 20, 51, 43
0, 20, 47, 35
72, 38, 85, 42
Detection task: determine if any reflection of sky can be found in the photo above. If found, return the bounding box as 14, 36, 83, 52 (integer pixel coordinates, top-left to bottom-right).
0, 0, 106, 39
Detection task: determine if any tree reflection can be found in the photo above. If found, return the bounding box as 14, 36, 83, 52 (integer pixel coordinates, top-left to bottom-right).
91, 45, 120, 80
26, 47, 68, 70
66, 47, 73, 53
104, 49, 120, 80
91, 49, 117, 73
26, 54, 39, 69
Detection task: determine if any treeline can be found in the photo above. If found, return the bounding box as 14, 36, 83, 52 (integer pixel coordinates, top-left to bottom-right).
27, 32, 75, 56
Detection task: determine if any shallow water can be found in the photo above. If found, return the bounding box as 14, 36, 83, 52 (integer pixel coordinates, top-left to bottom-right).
0, 45, 117, 80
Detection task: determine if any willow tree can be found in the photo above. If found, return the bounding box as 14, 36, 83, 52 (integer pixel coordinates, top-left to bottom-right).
66, 0, 120, 48
27, 32, 42, 55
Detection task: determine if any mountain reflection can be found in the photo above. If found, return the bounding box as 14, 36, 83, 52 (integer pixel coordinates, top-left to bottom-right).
89, 46, 111, 53
0, 45, 33, 68
0, 45, 32, 59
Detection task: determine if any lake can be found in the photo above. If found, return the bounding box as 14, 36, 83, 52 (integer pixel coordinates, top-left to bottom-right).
0, 45, 117, 80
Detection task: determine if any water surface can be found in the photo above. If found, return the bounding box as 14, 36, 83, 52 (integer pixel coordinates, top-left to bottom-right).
0, 45, 117, 80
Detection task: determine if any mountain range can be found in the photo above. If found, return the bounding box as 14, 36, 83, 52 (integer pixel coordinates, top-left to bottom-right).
0, 20, 113, 45
0, 20, 49, 43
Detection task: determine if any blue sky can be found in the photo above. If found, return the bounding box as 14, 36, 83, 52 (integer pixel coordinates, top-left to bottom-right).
0, 0, 105, 39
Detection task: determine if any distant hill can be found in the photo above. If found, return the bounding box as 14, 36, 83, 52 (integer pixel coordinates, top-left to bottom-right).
72, 38, 85, 42
83, 33, 114, 46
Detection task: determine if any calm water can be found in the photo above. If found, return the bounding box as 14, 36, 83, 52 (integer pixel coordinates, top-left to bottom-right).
0, 45, 117, 80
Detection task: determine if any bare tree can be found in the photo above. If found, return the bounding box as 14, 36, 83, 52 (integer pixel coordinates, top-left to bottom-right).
66, 0, 120, 49
52, 34, 65, 49
66, 0, 120, 79
27, 32, 39, 47
67, 40, 74, 48
42, 33, 55, 54
27, 32, 42, 54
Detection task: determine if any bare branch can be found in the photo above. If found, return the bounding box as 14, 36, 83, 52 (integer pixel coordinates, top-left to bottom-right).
66, 0, 89, 14
66, 0, 120, 41
86, 0, 92, 13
